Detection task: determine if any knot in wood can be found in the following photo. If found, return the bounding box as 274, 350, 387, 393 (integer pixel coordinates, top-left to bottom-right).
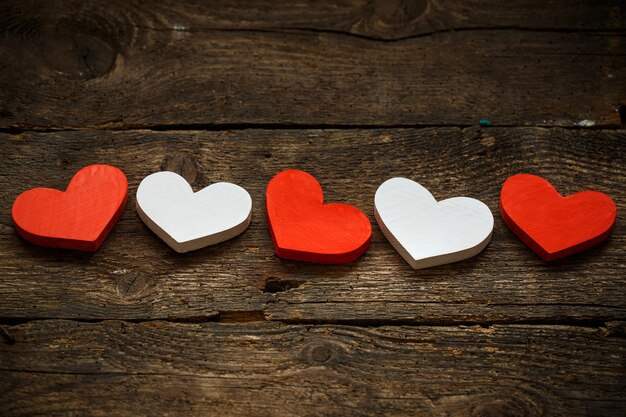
302, 340, 341, 365
435, 392, 543, 417
41, 31, 117, 80
115, 271, 152, 299
373, 0, 429, 27
471, 399, 527, 417
311, 345, 332, 363
161, 155, 198, 185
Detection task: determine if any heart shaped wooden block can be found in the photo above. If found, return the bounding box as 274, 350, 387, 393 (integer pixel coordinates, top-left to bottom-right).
136, 171, 252, 253
375, 178, 494, 269
12, 164, 128, 252
266, 170, 371, 263
500, 174, 616, 261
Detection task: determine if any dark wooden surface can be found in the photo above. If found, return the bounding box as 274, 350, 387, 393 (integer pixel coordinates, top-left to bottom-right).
0, 1, 625, 416
1, 0, 625, 129
1, 321, 625, 416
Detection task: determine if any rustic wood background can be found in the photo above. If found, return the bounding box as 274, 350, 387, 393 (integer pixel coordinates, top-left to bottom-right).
1, 1, 624, 416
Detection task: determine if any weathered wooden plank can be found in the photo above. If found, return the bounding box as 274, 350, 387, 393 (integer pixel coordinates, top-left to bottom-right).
0, 1, 624, 129
5, 0, 623, 39
0, 320, 624, 416
0, 128, 623, 323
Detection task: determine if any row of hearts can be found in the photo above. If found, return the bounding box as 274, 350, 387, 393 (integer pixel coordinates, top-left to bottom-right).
12, 165, 617, 269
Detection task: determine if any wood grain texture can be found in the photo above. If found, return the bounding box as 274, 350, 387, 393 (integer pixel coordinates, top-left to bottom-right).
0, 127, 623, 323
6, 0, 623, 40
1, 0, 625, 129
0, 320, 624, 416
2, 2, 624, 414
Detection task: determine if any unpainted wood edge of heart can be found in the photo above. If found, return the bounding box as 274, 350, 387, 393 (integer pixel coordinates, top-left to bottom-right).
12, 217, 98, 252
374, 207, 493, 270
135, 202, 252, 253
410, 232, 492, 269
273, 239, 371, 264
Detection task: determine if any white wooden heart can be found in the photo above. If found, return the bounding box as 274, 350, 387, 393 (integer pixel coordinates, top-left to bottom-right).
374, 178, 494, 269
136, 171, 252, 253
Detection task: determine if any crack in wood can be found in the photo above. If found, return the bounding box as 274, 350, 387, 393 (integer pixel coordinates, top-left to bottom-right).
0, 326, 15, 345
0, 316, 623, 334
1, 121, 623, 135
127, 24, 626, 43
262, 277, 304, 294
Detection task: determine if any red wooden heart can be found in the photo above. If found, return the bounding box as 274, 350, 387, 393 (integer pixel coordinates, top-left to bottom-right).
12, 164, 128, 252
266, 170, 371, 263
500, 174, 616, 261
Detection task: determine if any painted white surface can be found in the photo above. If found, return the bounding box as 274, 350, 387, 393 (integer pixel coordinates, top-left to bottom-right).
375, 177, 494, 269
136, 171, 252, 253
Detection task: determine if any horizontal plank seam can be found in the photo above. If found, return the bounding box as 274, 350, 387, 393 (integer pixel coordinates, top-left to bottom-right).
0, 317, 624, 334
270, 300, 626, 310
128, 24, 626, 42
272, 318, 625, 331
2, 369, 626, 385
1, 122, 623, 135
0, 316, 221, 325
0, 369, 252, 378
487, 303, 626, 309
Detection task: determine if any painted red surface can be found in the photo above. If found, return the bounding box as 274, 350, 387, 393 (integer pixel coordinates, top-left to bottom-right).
12, 164, 128, 252
266, 170, 371, 263
500, 174, 616, 261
